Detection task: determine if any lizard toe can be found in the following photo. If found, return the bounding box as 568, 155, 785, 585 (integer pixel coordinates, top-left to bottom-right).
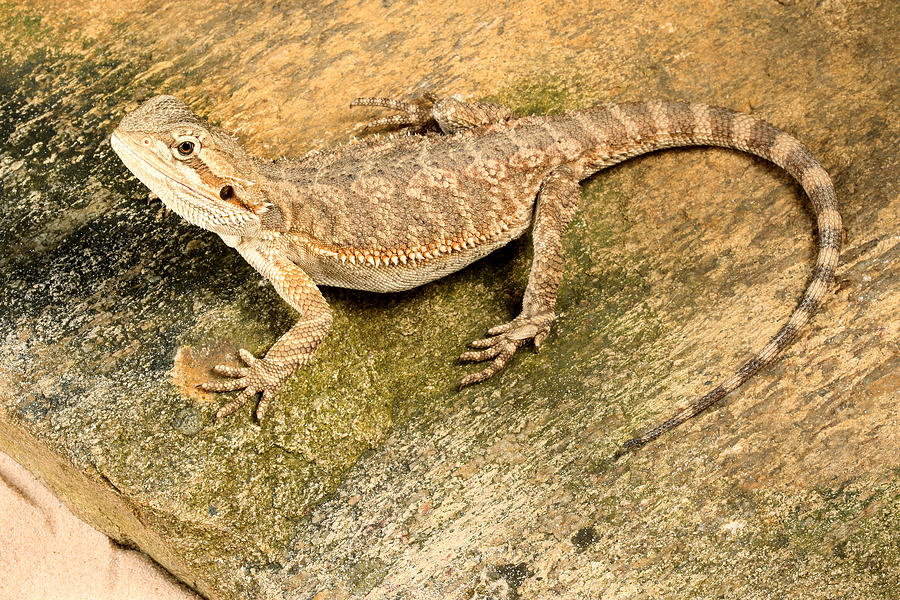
214, 387, 258, 420
469, 335, 502, 349
458, 341, 517, 388
199, 377, 248, 393
486, 322, 515, 336
255, 388, 275, 422
459, 345, 502, 363
213, 364, 250, 378
350, 96, 435, 132
238, 348, 258, 366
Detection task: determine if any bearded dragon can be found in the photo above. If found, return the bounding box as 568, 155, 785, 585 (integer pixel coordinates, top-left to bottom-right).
109, 93, 841, 453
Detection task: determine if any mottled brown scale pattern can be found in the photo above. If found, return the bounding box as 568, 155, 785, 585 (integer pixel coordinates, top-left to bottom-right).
708, 106, 736, 142
111, 94, 840, 454
665, 102, 697, 136
279, 123, 567, 260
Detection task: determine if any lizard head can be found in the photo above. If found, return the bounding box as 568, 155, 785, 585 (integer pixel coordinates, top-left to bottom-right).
110, 95, 269, 238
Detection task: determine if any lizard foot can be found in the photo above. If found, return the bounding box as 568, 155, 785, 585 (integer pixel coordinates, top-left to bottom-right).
199, 348, 292, 422
351, 94, 514, 135
458, 312, 554, 388
349, 94, 438, 132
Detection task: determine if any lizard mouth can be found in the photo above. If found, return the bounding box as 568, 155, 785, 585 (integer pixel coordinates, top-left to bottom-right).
110, 130, 258, 235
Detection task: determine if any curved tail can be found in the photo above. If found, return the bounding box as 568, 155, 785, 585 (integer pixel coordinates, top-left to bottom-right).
601, 101, 842, 454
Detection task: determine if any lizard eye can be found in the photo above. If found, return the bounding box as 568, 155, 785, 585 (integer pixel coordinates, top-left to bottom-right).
172, 136, 200, 159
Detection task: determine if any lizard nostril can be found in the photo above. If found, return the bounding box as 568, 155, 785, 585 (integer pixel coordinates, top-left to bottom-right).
219, 185, 234, 200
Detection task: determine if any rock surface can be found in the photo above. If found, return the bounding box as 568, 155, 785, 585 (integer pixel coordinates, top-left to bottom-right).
0, 1, 897, 598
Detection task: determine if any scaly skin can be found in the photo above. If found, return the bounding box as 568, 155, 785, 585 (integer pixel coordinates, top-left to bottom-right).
110, 94, 841, 453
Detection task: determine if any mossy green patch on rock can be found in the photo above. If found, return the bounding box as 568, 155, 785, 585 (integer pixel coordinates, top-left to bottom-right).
484, 75, 583, 116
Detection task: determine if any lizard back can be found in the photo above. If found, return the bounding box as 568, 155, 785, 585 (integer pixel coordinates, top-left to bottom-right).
275, 115, 597, 248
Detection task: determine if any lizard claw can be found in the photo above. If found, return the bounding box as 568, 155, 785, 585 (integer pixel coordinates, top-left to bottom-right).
458, 312, 554, 388
199, 348, 291, 422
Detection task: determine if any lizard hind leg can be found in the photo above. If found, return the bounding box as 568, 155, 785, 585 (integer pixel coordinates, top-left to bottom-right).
459, 166, 582, 388
350, 94, 514, 134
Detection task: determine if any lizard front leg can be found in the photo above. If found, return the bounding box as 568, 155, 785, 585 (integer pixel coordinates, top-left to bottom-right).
459, 166, 582, 387
350, 93, 514, 134
200, 245, 333, 421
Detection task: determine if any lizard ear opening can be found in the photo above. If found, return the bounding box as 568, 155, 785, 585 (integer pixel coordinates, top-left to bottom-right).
219, 185, 235, 200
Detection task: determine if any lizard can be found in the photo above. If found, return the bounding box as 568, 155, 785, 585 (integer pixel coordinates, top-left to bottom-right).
109, 93, 841, 453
